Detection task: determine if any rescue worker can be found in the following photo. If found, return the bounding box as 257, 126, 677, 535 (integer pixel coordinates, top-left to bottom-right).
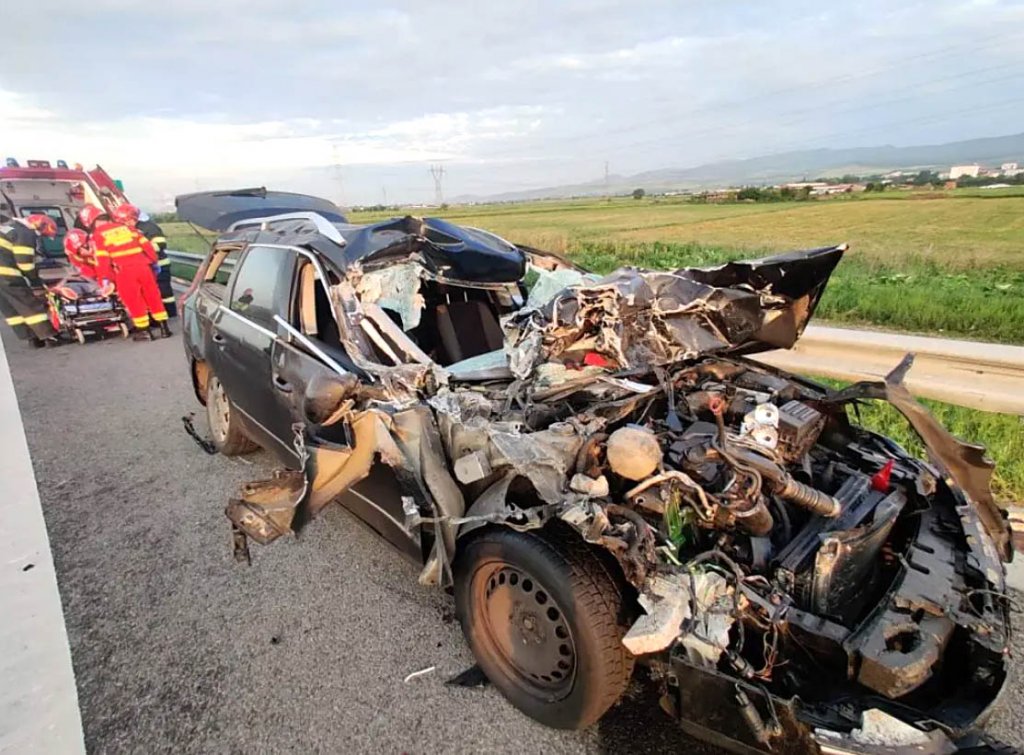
63, 229, 98, 280
111, 204, 176, 317
0, 214, 60, 345
80, 204, 171, 341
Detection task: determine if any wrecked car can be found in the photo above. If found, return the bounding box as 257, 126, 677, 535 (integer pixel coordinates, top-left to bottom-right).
178, 189, 1013, 753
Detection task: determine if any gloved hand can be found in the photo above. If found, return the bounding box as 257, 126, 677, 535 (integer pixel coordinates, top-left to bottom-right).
100, 279, 116, 297
152, 263, 161, 276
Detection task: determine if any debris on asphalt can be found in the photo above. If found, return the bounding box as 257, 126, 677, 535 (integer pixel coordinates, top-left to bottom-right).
403, 666, 436, 683
182, 412, 218, 454
445, 664, 489, 689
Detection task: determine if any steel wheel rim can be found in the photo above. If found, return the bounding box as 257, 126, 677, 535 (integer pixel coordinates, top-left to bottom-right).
471, 560, 577, 699
207, 377, 231, 444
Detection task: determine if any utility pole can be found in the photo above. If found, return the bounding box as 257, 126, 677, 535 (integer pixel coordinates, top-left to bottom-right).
331, 146, 345, 207
430, 164, 446, 206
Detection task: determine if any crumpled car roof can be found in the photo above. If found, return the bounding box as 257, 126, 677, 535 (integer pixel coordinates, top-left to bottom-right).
332, 216, 526, 284
504, 244, 846, 378
175, 188, 528, 285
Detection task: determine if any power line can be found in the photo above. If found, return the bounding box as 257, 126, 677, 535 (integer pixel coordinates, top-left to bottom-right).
477, 32, 1023, 160
429, 164, 446, 205
603, 65, 1024, 158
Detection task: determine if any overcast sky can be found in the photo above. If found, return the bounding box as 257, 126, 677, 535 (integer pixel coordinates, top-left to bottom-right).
2, 0, 1023, 209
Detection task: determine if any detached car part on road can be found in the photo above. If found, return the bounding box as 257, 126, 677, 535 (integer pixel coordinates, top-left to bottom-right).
178, 190, 1013, 754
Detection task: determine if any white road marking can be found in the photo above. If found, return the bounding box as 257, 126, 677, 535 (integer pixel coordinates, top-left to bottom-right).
0, 339, 85, 754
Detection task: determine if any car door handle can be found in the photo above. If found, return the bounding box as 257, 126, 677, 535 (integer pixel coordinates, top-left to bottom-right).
273, 375, 293, 393
211, 332, 226, 344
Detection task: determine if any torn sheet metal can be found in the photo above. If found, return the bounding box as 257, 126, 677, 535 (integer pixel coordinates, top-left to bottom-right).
827, 354, 1012, 560
504, 245, 846, 379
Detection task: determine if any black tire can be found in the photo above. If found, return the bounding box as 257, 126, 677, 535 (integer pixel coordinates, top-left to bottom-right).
454, 521, 635, 729
205, 373, 258, 456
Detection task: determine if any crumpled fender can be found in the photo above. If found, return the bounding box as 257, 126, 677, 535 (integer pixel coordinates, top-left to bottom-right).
827, 354, 1012, 562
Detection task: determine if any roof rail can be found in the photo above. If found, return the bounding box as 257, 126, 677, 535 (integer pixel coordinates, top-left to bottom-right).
228, 211, 346, 246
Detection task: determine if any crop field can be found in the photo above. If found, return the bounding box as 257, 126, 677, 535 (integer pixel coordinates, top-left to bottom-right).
164, 192, 1024, 501
168, 192, 1024, 342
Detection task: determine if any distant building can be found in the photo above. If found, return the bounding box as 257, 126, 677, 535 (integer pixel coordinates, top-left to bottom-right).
949, 164, 981, 179
1000, 162, 1021, 176
811, 183, 864, 196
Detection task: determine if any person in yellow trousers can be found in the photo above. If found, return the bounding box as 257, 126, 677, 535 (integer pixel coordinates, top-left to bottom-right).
0, 214, 60, 346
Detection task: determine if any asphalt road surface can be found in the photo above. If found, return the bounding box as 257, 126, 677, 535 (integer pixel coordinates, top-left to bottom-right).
5, 327, 1022, 754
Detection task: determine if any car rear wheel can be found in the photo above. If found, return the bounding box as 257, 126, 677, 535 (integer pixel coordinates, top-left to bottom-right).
206, 374, 257, 456
454, 522, 635, 729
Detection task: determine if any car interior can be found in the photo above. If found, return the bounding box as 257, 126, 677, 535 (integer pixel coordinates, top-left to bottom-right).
292, 258, 521, 374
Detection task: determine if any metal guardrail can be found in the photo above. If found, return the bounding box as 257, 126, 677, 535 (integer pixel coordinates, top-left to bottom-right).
754, 326, 1024, 415
166, 249, 222, 275
166, 250, 1024, 415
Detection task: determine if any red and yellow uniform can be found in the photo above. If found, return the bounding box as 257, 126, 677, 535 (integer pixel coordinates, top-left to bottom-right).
64, 229, 97, 280
91, 220, 168, 331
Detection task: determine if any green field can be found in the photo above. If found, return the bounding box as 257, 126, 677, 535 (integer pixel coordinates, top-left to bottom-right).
169, 192, 1024, 342
164, 193, 1024, 501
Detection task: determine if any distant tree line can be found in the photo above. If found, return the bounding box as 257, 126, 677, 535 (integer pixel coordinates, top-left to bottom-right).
735, 185, 813, 202
956, 173, 1024, 187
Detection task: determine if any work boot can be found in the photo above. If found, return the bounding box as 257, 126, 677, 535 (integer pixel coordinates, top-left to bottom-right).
159, 321, 172, 339
133, 329, 153, 342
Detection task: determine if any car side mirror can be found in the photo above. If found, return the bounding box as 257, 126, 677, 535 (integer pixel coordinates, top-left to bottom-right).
302, 372, 358, 447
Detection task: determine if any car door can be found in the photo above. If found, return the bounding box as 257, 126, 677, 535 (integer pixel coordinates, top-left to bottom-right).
269, 254, 424, 563
208, 244, 299, 467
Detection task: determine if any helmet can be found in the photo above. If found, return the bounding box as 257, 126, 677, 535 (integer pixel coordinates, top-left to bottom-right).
24, 213, 58, 238
77, 204, 105, 229
64, 229, 88, 255
111, 203, 140, 225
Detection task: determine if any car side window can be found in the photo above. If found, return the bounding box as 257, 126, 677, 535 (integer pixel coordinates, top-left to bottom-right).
228, 245, 290, 329
204, 247, 241, 285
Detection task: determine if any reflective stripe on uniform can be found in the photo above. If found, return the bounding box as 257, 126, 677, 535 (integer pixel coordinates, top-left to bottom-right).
162, 295, 175, 303
24, 313, 48, 325
6, 315, 25, 325
158, 259, 171, 266
110, 247, 143, 258
12, 246, 35, 256
94, 250, 110, 257
152, 311, 169, 322
16, 262, 34, 272
132, 315, 150, 327
150, 236, 167, 245
0, 266, 22, 276
0, 238, 13, 250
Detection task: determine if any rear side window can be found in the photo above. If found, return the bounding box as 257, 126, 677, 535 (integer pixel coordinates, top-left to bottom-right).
228, 245, 290, 329
204, 247, 241, 285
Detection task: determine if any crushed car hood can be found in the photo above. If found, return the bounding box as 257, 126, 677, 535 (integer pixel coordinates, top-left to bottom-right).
504, 245, 846, 379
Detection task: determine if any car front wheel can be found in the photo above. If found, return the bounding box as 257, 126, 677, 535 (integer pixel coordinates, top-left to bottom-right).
205, 373, 257, 456
454, 522, 635, 729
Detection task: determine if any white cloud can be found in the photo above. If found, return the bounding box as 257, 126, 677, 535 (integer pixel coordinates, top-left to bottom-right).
0, 90, 547, 178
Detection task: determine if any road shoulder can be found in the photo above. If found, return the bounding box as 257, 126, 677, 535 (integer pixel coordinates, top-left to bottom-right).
0, 336, 84, 754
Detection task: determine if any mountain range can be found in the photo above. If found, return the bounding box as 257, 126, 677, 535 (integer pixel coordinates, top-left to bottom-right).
452, 131, 1024, 203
